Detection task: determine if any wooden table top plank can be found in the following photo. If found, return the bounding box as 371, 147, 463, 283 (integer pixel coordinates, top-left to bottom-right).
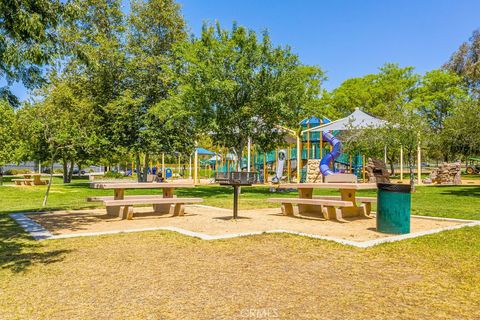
90, 182, 195, 189
281, 183, 377, 190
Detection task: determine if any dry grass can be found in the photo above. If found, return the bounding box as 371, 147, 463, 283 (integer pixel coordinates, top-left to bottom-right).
1, 227, 480, 319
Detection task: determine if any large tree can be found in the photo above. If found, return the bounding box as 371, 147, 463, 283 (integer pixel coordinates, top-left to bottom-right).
0, 0, 63, 106
329, 64, 420, 174
119, 0, 194, 181
414, 70, 468, 161
0, 99, 16, 184
179, 22, 325, 166
444, 29, 480, 97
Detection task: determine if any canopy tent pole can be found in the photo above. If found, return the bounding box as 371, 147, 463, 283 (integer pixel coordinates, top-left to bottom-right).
400, 146, 404, 181
247, 137, 251, 172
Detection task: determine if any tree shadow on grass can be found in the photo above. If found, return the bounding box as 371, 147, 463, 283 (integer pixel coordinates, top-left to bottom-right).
438, 186, 480, 197
0, 215, 71, 273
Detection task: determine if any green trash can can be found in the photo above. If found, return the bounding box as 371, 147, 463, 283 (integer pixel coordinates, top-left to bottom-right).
376, 183, 412, 234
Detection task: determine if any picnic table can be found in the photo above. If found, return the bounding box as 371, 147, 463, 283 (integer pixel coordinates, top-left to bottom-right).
13, 174, 49, 186
268, 183, 378, 222
89, 182, 202, 219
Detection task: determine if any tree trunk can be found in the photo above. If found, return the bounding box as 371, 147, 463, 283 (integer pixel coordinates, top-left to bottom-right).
68, 159, 74, 183
62, 156, 69, 183
408, 150, 415, 193
142, 153, 150, 182
43, 153, 55, 207
135, 152, 142, 182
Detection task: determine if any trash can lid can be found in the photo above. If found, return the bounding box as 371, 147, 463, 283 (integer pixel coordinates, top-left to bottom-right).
377, 183, 411, 193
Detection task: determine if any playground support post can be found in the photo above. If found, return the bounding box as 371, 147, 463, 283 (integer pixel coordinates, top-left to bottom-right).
296, 135, 301, 183
287, 146, 291, 182
162, 153, 165, 178
194, 147, 198, 184
400, 146, 404, 181
362, 155, 366, 183
263, 151, 267, 184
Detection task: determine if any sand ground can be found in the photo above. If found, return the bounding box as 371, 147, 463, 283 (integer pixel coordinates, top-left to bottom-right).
28, 205, 462, 242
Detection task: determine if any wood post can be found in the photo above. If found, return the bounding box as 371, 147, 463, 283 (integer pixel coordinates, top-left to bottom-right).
194, 148, 198, 184
417, 141, 422, 185
400, 146, 404, 181
247, 137, 251, 172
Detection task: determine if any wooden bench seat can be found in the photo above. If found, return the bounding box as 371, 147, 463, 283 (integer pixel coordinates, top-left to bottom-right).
313, 195, 376, 202
267, 198, 354, 222
103, 197, 203, 220
313, 196, 376, 216
12, 178, 34, 186
87, 195, 177, 202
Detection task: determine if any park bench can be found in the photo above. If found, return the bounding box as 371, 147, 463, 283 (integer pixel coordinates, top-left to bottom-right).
87, 195, 177, 202
105, 197, 203, 220
12, 178, 34, 186
101, 197, 203, 220
313, 195, 376, 216
267, 198, 355, 222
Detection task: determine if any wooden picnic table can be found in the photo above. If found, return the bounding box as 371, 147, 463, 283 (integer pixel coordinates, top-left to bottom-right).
281, 183, 378, 219
90, 182, 196, 217
20, 173, 49, 185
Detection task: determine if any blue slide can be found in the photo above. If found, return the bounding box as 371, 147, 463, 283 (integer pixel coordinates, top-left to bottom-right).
319, 131, 342, 176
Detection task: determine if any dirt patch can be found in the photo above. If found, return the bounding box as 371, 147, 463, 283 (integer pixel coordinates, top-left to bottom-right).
28, 205, 462, 242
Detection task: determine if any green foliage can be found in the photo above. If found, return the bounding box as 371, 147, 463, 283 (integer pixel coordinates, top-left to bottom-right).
326, 63, 419, 118
444, 29, 480, 96
0, 0, 63, 105
179, 22, 325, 158
3, 169, 31, 175
442, 101, 480, 158
103, 171, 124, 179
0, 100, 16, 165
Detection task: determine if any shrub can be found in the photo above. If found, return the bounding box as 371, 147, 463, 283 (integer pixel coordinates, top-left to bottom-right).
4, 169, 32, 175
104, 171, 124, 179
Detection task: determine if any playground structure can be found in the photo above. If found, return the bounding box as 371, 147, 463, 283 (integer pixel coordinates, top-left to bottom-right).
121, 108, 426, 185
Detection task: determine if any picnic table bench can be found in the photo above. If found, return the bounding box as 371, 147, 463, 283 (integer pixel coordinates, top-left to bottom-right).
268, 183, 377, 223
12, 174, 49, 186
89, 182, 202, 220
12, 178, 34, 186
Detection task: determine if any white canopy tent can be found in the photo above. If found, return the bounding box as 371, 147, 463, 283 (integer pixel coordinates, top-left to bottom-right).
301, 108, 421, 184
304, 108, 387, 132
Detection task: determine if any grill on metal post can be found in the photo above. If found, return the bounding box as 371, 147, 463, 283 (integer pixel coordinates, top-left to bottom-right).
215, 172, 258, 219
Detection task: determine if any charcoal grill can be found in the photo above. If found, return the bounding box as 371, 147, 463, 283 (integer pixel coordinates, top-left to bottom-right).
215, 172, 258, 219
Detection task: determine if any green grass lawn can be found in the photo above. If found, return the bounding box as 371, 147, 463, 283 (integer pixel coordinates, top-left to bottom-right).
1, 180, 480, 318
1, 178, 479, 220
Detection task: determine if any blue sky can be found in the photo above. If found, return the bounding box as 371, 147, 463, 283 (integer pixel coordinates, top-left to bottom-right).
4, 0, 480, 101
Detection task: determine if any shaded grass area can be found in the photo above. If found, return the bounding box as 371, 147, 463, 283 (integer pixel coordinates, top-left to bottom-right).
1, 180, 480, 318
1, 228, 479, 319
